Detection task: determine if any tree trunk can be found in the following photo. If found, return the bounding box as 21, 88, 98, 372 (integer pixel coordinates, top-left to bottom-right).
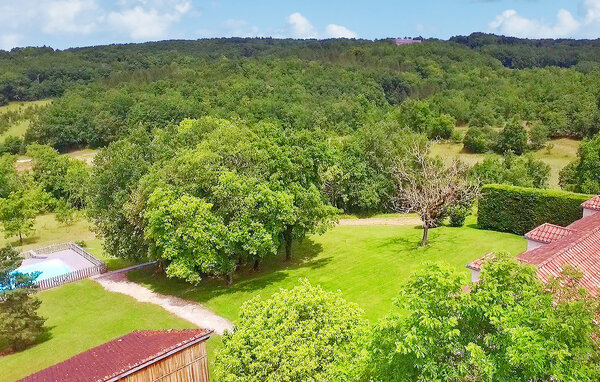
284, 226, 293, 261
253, 259, 260, 272
19, 232, 22, 245
226, 272, 234, 286
421, 225, 429, 246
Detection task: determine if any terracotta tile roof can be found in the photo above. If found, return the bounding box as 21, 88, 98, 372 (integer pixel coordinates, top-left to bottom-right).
524, 223, 576, 244
20, 329, 212, 382
468, 202, 600, 295
582, 196, 600, 211
466, 253, 493, 271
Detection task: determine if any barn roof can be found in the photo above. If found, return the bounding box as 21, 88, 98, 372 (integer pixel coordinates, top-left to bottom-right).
20, 329, 212, 382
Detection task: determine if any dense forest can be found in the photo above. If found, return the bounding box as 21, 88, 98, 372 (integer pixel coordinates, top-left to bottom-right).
2, 33, 600, 278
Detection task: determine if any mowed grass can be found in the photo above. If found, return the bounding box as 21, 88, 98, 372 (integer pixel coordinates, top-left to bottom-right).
0, 280, 202, 382
0, 100, 51, 143
129, 216, 526, 322
0, 213, 134, 271
431, 138, 579, 188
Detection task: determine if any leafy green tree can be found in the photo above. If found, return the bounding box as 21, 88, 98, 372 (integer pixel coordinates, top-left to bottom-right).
0, 245, 46, 352
559, 134, 600, 193
463, 125, 498, 153
366, 255, 600, 381
469, 153, 550, 188
54, 199, 75, 225
145, 188, 228, 284
0, 154, 18, 199
0, 188, 49, 244
495, 120, 528, 155
215, 280, 367, 382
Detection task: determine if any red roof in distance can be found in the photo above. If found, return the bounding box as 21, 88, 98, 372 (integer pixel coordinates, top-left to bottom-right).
20, 329, 212, 382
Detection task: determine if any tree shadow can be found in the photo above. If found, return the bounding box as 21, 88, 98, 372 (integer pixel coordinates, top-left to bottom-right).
127, 238, 329, 304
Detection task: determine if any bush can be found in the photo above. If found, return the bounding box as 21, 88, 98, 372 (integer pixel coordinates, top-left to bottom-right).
527, 121, 549, 150
495, 120, 528, 155
469, 153, 550, 188
463, 125, 497, 153
447, 205, 471, 227
0, 136, 23, 155
427, 114, 455, 140
478, 184, 592, 235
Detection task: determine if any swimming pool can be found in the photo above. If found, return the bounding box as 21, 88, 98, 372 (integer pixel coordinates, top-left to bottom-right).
16, 259, 73, 282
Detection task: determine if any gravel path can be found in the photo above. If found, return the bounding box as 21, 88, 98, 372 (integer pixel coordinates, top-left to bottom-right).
93, 265, 233, 335
338, 216, 422, 226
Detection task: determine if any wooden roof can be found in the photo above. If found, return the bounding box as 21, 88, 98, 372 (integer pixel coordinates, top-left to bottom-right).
20, 329, 212, 382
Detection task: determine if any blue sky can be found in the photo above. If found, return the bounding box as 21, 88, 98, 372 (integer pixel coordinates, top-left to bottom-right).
1, 0, 600, 50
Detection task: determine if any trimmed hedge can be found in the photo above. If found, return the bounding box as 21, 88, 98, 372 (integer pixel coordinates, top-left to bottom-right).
478, 184, 593, 235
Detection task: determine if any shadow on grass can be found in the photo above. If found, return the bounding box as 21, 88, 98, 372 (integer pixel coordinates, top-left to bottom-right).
128, 238, 327, 304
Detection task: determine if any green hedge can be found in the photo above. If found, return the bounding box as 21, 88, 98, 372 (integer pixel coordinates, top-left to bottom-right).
478, 184, 593, 235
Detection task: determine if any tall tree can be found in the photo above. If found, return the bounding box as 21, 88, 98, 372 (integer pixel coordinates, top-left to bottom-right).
0, 246, 46, 352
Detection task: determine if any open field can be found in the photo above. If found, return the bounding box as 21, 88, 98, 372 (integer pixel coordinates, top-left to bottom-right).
129, 216, 526, 322
0, 100, 51, 143
431, 138, 579, 188
0, 280, 204, 382
0, 213, 133, 271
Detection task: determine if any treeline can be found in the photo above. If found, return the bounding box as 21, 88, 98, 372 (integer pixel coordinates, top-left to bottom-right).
451, 32, 600, 69
19, 42, 600, 153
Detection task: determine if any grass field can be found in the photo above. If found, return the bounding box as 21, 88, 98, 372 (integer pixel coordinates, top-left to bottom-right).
431, 138, 579, 188
0, 281, 211, 381
0, 213, 133, 271
129, 216, 526, 322
0, 100, 51, 143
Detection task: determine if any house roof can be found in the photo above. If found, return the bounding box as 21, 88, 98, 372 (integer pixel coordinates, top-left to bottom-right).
20, 329, 212, 382
524, 223, 575, 244
467, 196, 600, 295
466, 253, 492, 271
582, 196, 600, 211
518, 212, 600, 295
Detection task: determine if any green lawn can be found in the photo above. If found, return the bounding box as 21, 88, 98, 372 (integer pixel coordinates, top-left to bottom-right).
0, 213, 134, 271
0, 280, 206, 382
129, 216, 526, 322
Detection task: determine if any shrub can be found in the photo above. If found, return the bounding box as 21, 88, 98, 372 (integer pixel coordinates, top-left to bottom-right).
0, 136, 23, 155
527, 121, 549, 150
495, 120, 528, 155
469, 153, 550, 188
478, 184, 592, 235
463, 125, 497, 153
427, 114, 455, 140
447, 205, 471, 227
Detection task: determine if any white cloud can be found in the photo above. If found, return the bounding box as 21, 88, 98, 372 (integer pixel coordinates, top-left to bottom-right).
283, 13, 356, 39
0, 34, 22, 51
324, 24, 357, 38
287, 12, 318, 38
43, 0, 99, 34
107, 1, 190, 39
489, 8, 579, 38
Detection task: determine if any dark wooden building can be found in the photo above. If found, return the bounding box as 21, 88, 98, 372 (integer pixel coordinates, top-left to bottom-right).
20, 329, 213, 382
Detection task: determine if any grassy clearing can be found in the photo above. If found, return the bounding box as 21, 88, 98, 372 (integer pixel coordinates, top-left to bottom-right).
0, 100, 51, 143
0, 213, 133, 271
431, 138, 579, 188
0, 280, 200, 382
129, 216, 526, 322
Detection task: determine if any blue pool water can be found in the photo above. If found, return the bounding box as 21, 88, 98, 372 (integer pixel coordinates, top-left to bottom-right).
16, 259, 73, 282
